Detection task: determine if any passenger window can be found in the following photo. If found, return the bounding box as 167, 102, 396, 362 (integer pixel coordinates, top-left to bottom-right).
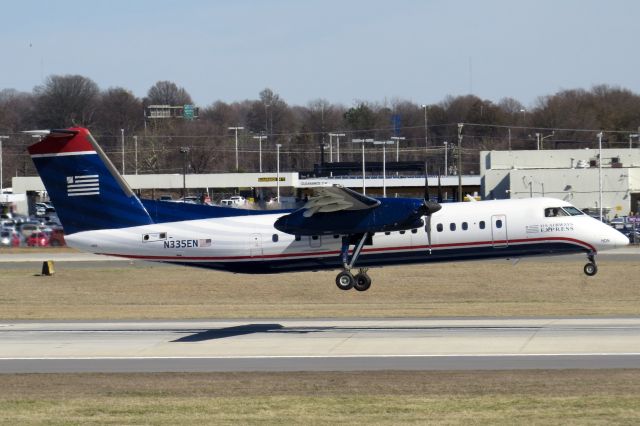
462, 222, 468, 231
272, 234, 278, 243
496, 219, 502, 228
411, 229, 417, 234
450, 223, 456, 231
400, 230, 406, 235
385, 231, 391, 235
436, 224, 443, 232
311, 235, 319, 240
333, 234, 339, 239
479, 221, 485, 229
295, 235, 301, 241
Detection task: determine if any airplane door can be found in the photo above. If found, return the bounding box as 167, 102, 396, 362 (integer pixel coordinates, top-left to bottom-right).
250, 233, 263, 257
491, 215, 508, 247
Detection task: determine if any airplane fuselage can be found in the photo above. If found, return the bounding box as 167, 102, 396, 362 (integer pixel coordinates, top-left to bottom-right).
66, 197, 628, 274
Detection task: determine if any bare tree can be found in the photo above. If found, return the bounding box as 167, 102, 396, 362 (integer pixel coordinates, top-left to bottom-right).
145, 81, 193, 106
33, 75, 100, 128
95, 87, 144, 137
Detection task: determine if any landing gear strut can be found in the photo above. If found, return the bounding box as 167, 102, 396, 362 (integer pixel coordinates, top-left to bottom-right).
584, 252, 598, 276
335, 233, 373, 291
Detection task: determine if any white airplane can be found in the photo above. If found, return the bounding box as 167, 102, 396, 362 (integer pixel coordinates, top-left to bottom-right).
28, 128, 629, 291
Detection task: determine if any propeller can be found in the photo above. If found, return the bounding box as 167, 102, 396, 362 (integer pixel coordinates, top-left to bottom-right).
422, 162, 441, 254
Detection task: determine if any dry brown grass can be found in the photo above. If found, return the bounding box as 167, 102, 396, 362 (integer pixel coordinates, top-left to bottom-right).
0, 257, 638, 319
1, 370, 640, 424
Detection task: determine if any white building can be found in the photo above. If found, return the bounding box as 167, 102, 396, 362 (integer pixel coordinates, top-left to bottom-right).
481, 149, 640, 218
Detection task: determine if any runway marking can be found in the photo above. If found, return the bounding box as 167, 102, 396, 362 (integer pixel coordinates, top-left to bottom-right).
2, 353, 640, 361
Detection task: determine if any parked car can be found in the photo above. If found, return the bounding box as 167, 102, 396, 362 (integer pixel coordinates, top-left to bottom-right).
0, 229, 21, 247
26, 232, 50, 247
48, 228, 66, 246
19, 222, 41, 238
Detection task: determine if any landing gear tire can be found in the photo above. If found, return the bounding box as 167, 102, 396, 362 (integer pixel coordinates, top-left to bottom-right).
353, 272, 372, 292
336, 271, 355, 290
584, 262, 598, 276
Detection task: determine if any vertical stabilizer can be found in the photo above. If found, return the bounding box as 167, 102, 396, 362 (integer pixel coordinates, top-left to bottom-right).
28, 128, 153, 234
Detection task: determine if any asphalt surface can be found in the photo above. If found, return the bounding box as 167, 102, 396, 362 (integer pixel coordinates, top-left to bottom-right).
1, 318, 640, 373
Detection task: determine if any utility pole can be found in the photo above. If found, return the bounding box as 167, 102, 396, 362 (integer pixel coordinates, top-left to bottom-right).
120, 128, 125, 174
229, 126, 244, 171
330, 133, 346, 162
457, 123, 463, 202
253, 135, 267, 173
0, 136, 8, 197
443, 141, 448, 176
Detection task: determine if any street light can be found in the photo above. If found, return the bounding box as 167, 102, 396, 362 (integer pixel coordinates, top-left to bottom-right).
443, 141, 448, 176
253, 135, 267, 173
120, 128, 125, 174
329, 133, 346, 162
598, 132, 603, 222
228, 126, 244, 171
520, 108, 526, 121
535, 131, 555, 150
179, 146, 190, 200
276, 143, 282, 203
390, 136, 405, 162
133, 136, 138, 174
0, 135, 8, 197
457, 123, 463, 201
421, 104, 428, 150
352, 138, 374, 194
374, 140, 394, 197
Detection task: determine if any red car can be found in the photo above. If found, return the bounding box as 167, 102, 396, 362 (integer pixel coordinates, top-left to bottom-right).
27, 232, 50, 247
48, 228, 66, 246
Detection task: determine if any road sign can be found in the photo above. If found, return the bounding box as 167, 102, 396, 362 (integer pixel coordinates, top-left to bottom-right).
183, 104, 195, 120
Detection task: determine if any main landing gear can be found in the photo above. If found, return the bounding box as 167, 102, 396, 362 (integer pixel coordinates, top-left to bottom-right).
335, 233, 373, 291
584, 252, 598, 276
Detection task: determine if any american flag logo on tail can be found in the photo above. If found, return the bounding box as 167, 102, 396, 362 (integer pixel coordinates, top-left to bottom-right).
67, 175, 100, 197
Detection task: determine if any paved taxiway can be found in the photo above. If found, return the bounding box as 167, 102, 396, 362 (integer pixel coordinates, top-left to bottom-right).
1, 318, 640, 373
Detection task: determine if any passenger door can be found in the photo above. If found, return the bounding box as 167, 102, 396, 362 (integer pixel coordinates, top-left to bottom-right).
491, 215, 508, 247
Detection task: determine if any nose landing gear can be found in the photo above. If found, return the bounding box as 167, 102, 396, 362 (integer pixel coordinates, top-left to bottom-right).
584, 252, 598, 276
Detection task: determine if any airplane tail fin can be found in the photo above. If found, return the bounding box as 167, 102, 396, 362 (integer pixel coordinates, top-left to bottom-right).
28, 128, 153, 234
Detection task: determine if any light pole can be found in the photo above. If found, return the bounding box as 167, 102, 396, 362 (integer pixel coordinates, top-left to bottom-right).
0, 136, 8, 197
630, 133, 639, 149
443, 141, 448, 176
330, 133, 346, 162
536, 131, 554, 150
229, 126, 244, 171
179, 146, 190, 200
133, 135, 138, 174
457, 123, 463, 202
598, 132, 603, 222
120, 128, 125, 174
374, 140, 394, 197
352, 138, 373, 194
390, 136, 405, 162
253, 135, 267, 173
276, 143, 282, 203
421, 104, 428, 150
520, 108, 526, 122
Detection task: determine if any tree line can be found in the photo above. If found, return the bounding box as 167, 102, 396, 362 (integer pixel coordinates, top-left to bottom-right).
1, 74, 640, 187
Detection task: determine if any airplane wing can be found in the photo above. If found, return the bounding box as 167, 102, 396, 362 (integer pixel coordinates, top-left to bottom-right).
275, 185, 438, 236
301, 185, 380, 217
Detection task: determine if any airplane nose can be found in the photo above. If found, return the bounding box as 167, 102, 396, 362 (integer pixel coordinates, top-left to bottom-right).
607, 227, 630, 249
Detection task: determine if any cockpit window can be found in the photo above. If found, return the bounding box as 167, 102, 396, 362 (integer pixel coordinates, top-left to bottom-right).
544, 207, 568, 217
562, 206, 584, 216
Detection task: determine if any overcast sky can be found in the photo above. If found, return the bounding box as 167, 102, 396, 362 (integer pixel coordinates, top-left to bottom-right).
2, 0, 638, 108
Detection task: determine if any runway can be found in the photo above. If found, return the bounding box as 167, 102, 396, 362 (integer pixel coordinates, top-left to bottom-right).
1, 318, 640, 373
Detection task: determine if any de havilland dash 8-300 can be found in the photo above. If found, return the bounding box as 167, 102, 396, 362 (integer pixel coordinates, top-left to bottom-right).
27, 128, 628, 291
